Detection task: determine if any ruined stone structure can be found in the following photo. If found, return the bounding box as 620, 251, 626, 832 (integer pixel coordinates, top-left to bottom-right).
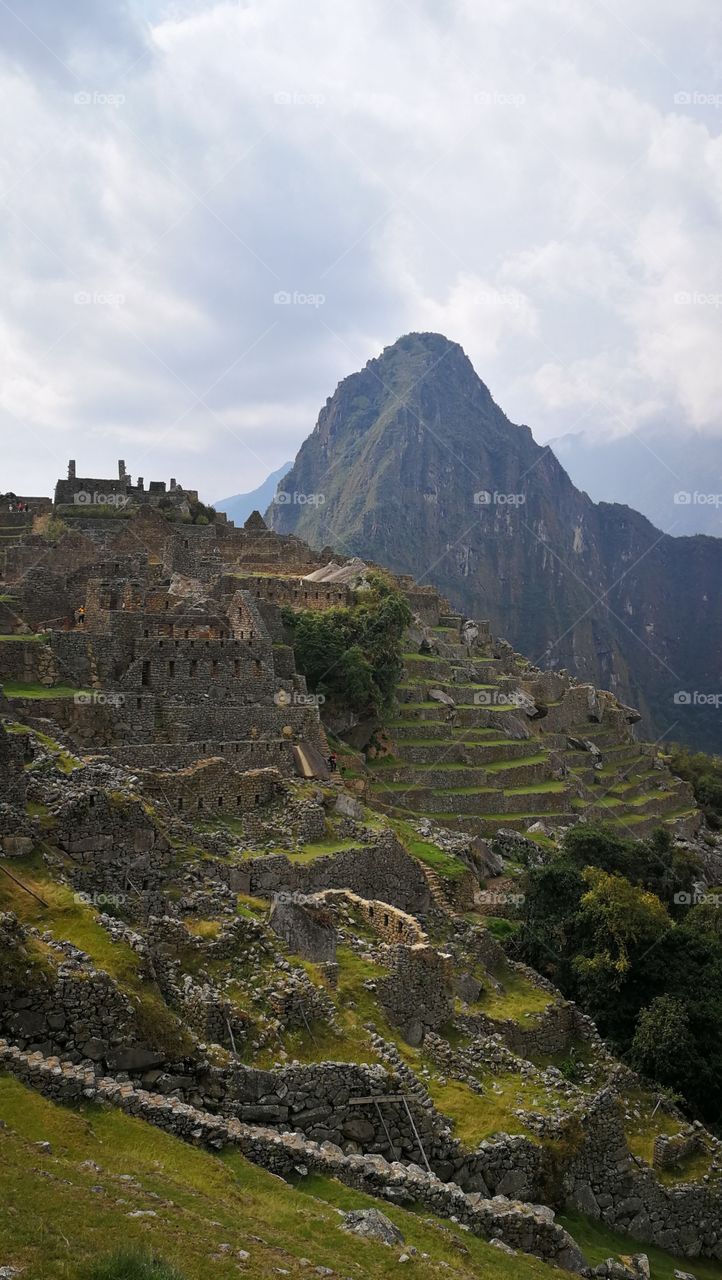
54, 458, 200, 512
0, 462, 716, 1280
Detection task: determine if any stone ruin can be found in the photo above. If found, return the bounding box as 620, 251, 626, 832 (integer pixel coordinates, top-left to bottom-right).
0, 461, 716, 1278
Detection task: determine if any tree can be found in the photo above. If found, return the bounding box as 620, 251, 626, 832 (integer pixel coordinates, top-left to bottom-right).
572, 868, 672, 1023
282, 575, 411, 719
630, 994, 697, 1094
562, 823, 636, 878
517, 860, 586, 989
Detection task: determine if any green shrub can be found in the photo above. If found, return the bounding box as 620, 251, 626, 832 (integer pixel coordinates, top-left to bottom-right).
516, 821, 722, 1124
84, 1247, 186, 1280
669, 745, 722, 828
282, 574, 411, 719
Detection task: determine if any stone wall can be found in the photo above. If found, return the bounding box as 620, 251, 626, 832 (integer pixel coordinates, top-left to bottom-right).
0, 1039, 587, 1273
465, 1000, 585, 1060
241, 834, 431, 914
653, 1128, 703, 1171
54, 791, 172, 900
378, 944, 454, 1043
137, 760, 285, 818
230, 574, 352, 612
106, 737, 298, 773
0, 722, 28, 806
311, 888, 428, 946
566, 1087, 722, 1260
268, 899, 337, 963
0, 914, 149, 1069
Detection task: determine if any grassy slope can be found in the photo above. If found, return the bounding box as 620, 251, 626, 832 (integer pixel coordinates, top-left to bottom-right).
559, 1211, 722, 1280
0, 1076, 563, 1280
0, 856, 192, 1057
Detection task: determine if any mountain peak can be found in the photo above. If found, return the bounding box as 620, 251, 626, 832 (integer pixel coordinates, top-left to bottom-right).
268, 337, 722, 752
377, 331, 464, 358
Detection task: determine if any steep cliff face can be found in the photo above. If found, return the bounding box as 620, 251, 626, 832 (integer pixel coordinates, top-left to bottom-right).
268, 333, 722, 750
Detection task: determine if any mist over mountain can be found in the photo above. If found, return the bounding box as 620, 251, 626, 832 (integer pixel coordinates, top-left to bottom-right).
268, 332, 722, 753
551, 430, 722, 538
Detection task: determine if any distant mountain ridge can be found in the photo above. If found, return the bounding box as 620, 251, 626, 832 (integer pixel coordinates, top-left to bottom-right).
267, 332, 722, 752
551, 429, 722, 537
216, 460, 293, 526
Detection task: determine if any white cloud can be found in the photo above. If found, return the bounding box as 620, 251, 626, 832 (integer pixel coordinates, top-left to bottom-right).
0, 0, 721, 500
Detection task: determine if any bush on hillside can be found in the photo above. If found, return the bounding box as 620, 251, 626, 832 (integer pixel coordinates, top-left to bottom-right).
668, 745, 722, 828
515, 821, 722, 1123
282, 574, 411, 719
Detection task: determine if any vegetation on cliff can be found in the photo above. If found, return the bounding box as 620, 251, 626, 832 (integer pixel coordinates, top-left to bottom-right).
669, 745, 722, 828
282, 574, 411, 717
516, 824, 722, 1121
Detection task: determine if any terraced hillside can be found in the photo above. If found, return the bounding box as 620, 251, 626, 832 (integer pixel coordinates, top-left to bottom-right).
0, 490, 717, 1280
366, 608, 698, 841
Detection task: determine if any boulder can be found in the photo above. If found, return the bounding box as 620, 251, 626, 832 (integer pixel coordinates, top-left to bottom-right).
341, 1113, 376, 1144
403, 1019, 425, 1047
428, 688, 455, 707
334, 793, 365, 821
454, 973, 483, 1004
342, 1208, 404, 1246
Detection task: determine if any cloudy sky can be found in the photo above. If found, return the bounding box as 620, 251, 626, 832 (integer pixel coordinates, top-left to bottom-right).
1, 0, 722, 504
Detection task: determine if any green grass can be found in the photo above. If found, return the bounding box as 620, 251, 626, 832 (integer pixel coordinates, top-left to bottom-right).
622, 1090, 718, 1184
484, 753, 548, 772
559, 1210, 722, 1280
0, 856, 192, 1058
255, 837, 361, 863
83, 1248, 186, 1280
7, 721, 82, 773
252, 945, 396, 1070
2, 680, 86, 699
503, 781, 567, 795
428, 1069, 570, 1145
390, 817, 471, 880
476, 964, 553, 1023
434, 786, 496, 796
0, 631, 49, 642
0, 1076, 567, 1280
